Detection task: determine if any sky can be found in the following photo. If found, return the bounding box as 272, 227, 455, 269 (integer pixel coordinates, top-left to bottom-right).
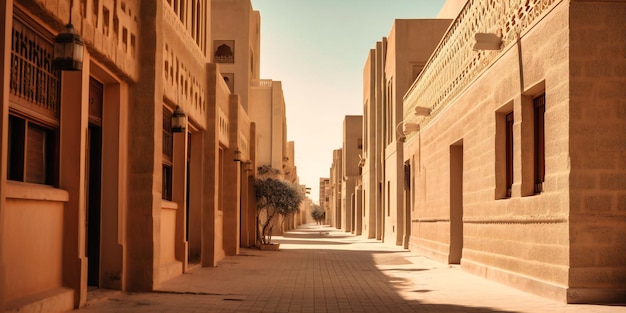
249, 0, 447, 203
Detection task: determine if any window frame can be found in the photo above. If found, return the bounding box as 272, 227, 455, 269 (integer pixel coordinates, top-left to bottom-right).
534, 94, 546, 194
162, 107, 174, 201
505, 112, 514, 198
7, 10, 60, 187
8, 113, 59, 186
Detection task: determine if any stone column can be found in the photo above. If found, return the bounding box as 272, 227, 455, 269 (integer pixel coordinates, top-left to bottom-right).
59, 55, 90, 307
126, 1, 163, 291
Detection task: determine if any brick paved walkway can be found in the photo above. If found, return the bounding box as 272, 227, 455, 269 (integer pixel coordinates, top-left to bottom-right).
76, 225, 624, 312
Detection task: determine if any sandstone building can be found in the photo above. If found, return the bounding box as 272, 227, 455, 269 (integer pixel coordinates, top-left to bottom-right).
341, 115, 363, 234
331, 0, 626, 304
0, 0, 296, 311
401, 0, 624, 304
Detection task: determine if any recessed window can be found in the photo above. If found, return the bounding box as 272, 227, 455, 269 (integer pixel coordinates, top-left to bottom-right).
222, 73, 234, 93
8, 12, 60, 186
162, 108, 173, 200
214, 40, 234, 63
534, 94, 545, 194
387, 181, 391, 216
505, 112, 514, 198
495, 103, 514, 200
8, 115, 58, 185
386, 78, 394, 145
179, 0, 186, 23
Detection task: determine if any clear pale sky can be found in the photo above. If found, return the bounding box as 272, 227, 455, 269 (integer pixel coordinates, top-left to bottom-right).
250, 0, 447, 203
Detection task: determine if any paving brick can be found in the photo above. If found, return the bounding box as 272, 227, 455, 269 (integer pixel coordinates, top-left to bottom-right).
75, 225, 624, 312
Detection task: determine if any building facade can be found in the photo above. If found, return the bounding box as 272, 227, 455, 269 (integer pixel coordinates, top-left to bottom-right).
211, 0, 261, 113
249, 79, 288, 172
0, 0, 276, 311
329, 148, 343, 228
341, 115, 363, 233
319, 177, 331, 224
211, 0, 262, 248
403, 0, 626, 304
380, 19, 451, 247
360, 19, 450, 245
361, 40, 386, 240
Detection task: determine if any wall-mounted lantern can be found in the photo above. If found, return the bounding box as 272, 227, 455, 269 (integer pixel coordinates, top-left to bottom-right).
53, 1, 84, 71
171, 106, 186, 133
233, 148, 242, 162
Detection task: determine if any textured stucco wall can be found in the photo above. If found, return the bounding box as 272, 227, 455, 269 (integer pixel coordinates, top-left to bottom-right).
566, 0, 626, 303
406, 0, 574, 301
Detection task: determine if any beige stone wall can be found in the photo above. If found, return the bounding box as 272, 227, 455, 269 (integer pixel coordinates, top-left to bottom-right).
567, 0, 626, 303
408, 0, 569, 300
248, 83, 272, 159
343, 116, 363, 178
404, 0, 626, 303
361, 40, 387, 240
3, 187, 67, 303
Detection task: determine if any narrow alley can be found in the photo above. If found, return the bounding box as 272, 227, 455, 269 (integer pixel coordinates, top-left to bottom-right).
76, 225, 622, 313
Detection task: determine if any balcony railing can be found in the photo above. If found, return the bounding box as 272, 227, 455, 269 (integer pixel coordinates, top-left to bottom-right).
403, 0, 558, 125
251, 79, 274, 88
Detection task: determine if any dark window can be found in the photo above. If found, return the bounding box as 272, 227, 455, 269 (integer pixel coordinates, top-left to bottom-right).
386, 78, 394, 145
162, 165, 173, 201
505, 112, 514, 198
8, 12, 59, 186
387, 181, 391, 216
214, 40, 234, 63
179, 0, 186, 23
534, 94, 545, 193
162, 108, 173, 200
8, 115, 57, 185
8, 115, 25, 181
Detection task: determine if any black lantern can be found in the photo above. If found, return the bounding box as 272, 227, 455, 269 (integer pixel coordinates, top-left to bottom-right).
171, 106, 186, 133
233, 149, 242, 162
53, 23, 84, 71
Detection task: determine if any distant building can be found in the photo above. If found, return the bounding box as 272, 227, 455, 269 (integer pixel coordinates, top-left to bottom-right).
381, 19, 451, 246
341, 115, 363, 233
319, 178, 331, 224
329, 149, 343, 228
249, 79, 288, 172
362, 40, 386, 240
361, 19, 450, 243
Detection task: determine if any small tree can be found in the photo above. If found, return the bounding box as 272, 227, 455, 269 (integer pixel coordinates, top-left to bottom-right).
255, 178, 304, 245
310, 204, 325, 225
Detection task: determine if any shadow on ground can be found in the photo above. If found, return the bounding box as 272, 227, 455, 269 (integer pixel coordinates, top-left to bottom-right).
76, 224, 624, 313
